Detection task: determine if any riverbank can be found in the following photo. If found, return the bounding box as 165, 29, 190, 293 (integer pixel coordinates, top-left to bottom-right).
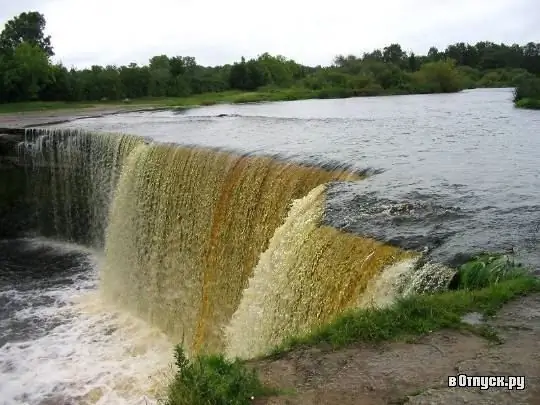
0, 90, 395, 115
0, 86, 475, 115
2, 84, 524, 115
513, 77, 540, 110
515, 98, 540, 109
0, 93, 248, 114
165, 256, 540, 405
251, 291, 540, 405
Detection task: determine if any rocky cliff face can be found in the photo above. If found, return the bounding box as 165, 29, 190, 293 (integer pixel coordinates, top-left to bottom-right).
0, 129, 34, 238
0, 130, 26, 169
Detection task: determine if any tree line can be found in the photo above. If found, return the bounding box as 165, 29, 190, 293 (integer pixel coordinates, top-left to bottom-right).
1, 11, 540, 104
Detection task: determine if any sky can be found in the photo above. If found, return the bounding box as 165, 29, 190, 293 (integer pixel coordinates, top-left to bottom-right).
0, 0, 538, 69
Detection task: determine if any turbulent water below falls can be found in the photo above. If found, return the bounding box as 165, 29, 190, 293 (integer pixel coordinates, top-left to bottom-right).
1, 88, 539, 404
0, 239, 173, 405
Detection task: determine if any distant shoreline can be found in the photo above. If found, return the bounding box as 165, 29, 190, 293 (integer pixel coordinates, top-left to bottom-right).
0, 85, 516, 115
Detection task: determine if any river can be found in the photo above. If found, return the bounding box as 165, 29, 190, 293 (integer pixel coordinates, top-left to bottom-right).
1, 88, 539, 404
55, 87, 540, 267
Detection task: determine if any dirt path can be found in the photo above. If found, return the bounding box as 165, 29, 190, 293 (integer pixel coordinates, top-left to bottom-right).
251, 294, 540, 405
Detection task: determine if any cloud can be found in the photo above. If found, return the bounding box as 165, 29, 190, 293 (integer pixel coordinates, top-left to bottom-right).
1, 0, 539, 68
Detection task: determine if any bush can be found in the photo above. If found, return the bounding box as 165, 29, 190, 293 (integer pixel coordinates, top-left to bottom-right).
165, 346, 270, 405
410, 60, 465, 93
452, 253, 528, 290
514, 76, 540, 103
515, 98, 540, 109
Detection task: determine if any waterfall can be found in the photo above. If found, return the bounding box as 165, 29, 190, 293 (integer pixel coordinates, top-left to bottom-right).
19, 128, 455, 358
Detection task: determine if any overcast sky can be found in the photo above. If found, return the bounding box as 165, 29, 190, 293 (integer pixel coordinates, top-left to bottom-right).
0, 0, 538, 68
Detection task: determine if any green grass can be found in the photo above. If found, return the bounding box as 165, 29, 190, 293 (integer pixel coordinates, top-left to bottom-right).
513, 76, 540, 109
452, 253, 529, 290
128, 88, 370, 108
0, 90, 311, 113
515, 98, 540, 109
0, 84, 455, 114
165, 346, 274, 405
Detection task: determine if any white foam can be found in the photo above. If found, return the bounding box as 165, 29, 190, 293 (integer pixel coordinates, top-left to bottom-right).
357, 257, 419, 309
0, 242, 174, 405
357, 257, 457, 309
20, 236, 99, 257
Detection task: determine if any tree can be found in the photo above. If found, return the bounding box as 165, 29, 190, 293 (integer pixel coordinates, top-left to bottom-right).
39, 64, 73, 101
428, 47, 441, 61
229, 57, 249, 90
0, 11, 53, 57
413, 59, 463, 93
383, 44, 406, 66
363, 49, 383, 61
408, 52, 418, 72
1, 9, 540, 104
119, 63, 151, 99
1, 42, 50, 101
148, 55, 171, 97
257, 53, 295, 86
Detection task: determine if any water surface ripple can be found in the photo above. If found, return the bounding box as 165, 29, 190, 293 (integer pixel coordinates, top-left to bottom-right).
52, 88, 540, 267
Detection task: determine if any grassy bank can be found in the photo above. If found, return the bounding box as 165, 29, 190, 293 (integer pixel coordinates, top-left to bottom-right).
0, 87, 441, 114
0, 89, 329, 113
0, 92, 252, 113
513, 76, 540, 109
164, 346, 276, 405
164, 253, 539, 405
515, 98, 540, 109
1, 82, 530, 115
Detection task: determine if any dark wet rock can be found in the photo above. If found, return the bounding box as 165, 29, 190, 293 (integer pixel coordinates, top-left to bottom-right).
0, 133, 24, 155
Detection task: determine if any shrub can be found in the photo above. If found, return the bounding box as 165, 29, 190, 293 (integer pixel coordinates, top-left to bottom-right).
514, 76, 540, 103
165, 346, 269, 405
452, 253, 528, 290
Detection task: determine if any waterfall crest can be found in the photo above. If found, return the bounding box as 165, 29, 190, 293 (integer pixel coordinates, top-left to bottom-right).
19, 128, 455, 358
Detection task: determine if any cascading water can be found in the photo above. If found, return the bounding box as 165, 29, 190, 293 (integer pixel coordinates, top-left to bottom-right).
101, 141, 361, 354
20, 129, 144, 247
7, 128, 457, 402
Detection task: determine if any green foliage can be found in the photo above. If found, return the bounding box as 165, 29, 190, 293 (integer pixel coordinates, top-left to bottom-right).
453, 254, 528, 290
1, 10, 540, 106
515, 98, 540, 109
513, 76, 540, 109
1, 43, 50, 101
165, 346, 270, 405
410, 60, 464, 93
0, 11, 53, 57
